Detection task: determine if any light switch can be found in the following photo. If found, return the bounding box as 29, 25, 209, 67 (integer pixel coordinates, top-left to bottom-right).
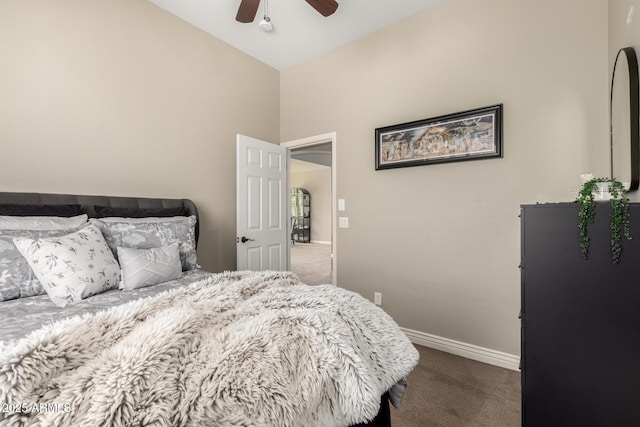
339, 217, 349, 228
338, 199, 346, 211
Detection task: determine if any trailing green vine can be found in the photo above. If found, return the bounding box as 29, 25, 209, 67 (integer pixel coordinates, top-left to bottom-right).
575, 177, 631, 263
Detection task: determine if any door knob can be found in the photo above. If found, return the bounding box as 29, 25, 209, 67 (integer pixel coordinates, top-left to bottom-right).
240, 236, 254, 243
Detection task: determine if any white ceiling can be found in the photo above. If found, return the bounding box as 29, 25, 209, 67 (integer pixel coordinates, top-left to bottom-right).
148, 0, 446, 70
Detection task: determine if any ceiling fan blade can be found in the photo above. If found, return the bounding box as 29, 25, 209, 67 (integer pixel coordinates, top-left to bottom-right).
236, 0, 260, 23
305, 0, 338, 17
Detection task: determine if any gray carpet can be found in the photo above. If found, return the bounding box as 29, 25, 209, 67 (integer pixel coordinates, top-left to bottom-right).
392, 345, 521, 426
290, 243, 332, 285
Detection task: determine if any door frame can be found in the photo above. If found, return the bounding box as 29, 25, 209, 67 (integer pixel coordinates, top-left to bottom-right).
281, 132, 337, 285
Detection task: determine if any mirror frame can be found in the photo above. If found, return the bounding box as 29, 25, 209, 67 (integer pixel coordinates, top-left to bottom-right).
610, 46, 640, 192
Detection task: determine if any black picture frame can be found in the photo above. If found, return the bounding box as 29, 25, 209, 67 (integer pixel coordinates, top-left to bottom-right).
375, 104, 503, 170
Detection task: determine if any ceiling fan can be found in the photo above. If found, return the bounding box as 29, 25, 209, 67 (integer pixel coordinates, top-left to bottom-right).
235, 0, 339, 23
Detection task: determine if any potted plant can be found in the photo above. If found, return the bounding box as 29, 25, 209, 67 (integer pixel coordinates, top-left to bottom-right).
575, 177, 631, 263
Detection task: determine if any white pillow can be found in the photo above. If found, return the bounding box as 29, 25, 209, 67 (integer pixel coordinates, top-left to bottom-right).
13, 224, 120, 307
0, 227, 87, 301
0, 214, 88, 230
117, 244, 182, 290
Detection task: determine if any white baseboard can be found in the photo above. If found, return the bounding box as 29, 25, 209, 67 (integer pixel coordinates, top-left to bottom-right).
401, 327, 520, 372
311, 240, 331, 245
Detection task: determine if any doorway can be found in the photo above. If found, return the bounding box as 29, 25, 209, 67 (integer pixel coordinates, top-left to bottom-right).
281, 133, 336, 285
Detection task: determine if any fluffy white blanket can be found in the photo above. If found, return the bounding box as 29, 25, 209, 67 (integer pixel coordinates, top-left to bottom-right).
0, 271, 418, 427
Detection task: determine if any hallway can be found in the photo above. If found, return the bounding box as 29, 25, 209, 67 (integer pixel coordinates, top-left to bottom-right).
290, 243, 332, 285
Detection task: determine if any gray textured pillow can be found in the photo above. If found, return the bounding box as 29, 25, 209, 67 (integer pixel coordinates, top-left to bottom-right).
89, 216, 198, 271
117, 244, 182, 290
0, 227, 84, 301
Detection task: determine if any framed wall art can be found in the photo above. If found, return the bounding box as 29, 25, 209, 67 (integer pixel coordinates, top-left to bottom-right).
375, 104, 503, 170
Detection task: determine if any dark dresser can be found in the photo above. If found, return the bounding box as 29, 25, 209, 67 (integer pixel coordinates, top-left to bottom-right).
520, 203, 640, 426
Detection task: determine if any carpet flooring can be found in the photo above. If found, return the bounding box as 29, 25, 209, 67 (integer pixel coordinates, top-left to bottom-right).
290, 242, 332, 285
391, 345, 521, 426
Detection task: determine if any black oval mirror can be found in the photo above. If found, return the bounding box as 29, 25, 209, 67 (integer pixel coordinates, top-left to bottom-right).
610, 46, 640, 192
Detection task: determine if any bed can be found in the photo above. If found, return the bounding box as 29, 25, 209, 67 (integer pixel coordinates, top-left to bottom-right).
0, 192, 418, 427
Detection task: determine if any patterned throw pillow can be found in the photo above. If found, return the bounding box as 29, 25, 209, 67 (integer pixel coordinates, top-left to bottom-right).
0, 228, 85, 301
117, 244, 182, 290
90, 216, 198, 271
13, 225, 121, 307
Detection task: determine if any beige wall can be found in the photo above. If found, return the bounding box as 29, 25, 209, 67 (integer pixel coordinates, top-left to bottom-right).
610, 0, 640, 62
0, 0, 280, 272
281, 0, 608, 355
290, 167, 332, 243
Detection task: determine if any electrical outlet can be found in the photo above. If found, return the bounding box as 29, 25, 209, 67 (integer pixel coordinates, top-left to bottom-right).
374, 292, 382, 305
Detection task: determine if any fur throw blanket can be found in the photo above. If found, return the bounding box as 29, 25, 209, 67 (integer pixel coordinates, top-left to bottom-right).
0, 271, 418, 427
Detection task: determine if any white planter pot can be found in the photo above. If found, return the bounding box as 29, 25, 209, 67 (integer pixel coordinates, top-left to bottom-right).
593, 182, 613, 201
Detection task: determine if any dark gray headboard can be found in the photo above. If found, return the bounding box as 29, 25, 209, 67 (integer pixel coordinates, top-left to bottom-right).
0, 192, 199, 244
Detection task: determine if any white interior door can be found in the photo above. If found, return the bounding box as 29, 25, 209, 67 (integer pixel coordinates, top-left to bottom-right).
236, 134, 289, 271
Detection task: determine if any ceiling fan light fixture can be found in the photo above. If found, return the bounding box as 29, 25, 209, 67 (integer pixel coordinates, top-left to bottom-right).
259, 16, 273, 32
258, 0, 273, 32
